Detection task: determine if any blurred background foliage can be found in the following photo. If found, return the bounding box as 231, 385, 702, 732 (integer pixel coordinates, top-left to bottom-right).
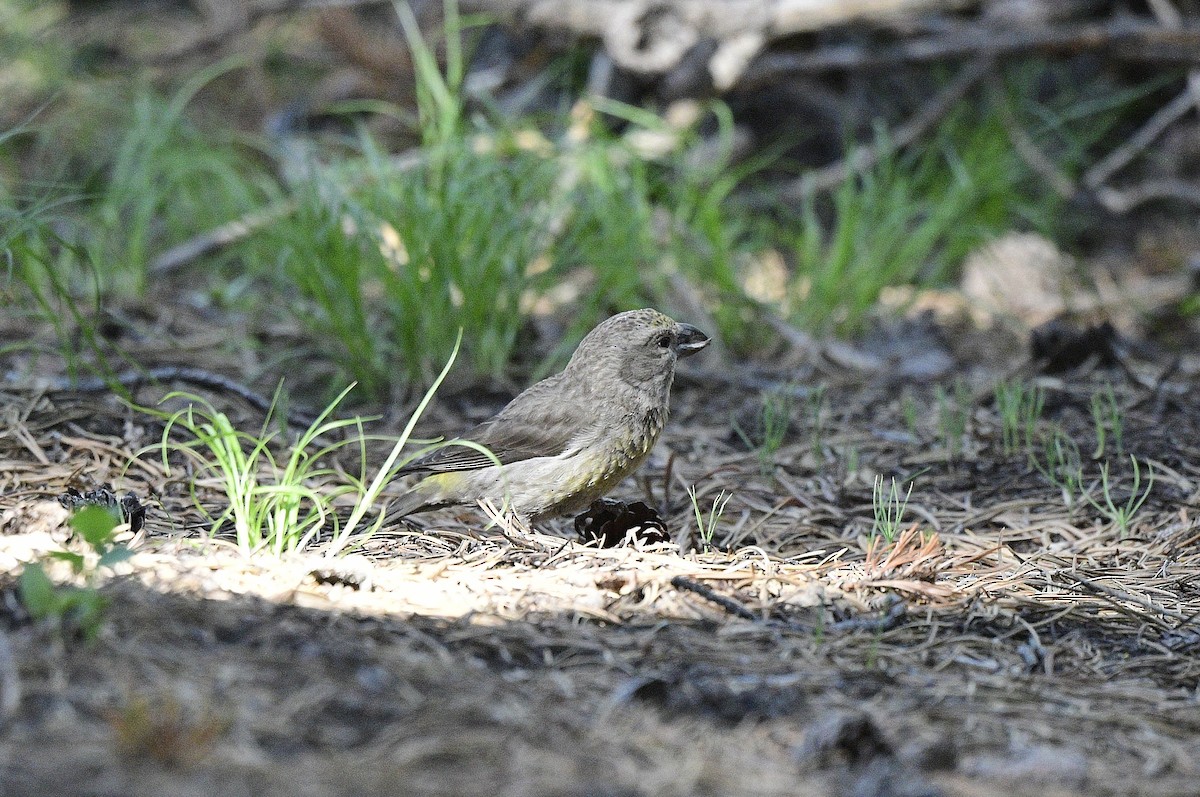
2, 0, 1196, 400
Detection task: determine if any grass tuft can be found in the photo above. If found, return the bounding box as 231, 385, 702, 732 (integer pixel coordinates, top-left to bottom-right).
994, 380, 1044, 457
138, 333, 464, 556
1086, 455, 1154, 539
688, 485, 733, 552
871, 475, 913, 543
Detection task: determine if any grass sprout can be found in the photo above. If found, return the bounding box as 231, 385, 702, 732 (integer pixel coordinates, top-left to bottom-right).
790, 108, 1029, 336
734, 386, 794, 475
688, 485, 732, 552
326, 333, 469, 556
93, 57, 281, 292
239, 4, 765, 392
143, 334, 461, 556
762, 388, 794, 460
1086, 455, 1154, 538
148, 385, 366, 555
1, 209, 122, 379
783, 63, 1149, 338
871, 475, 913, 543
842, 446, 861, 478
994, 380, 1043, 456
935, 381, 970, 457
1090, 383, 1124, 459
1031, 426, 1084, 510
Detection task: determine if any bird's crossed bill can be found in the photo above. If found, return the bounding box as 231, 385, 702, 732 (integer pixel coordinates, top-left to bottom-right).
383, 308, 709, 526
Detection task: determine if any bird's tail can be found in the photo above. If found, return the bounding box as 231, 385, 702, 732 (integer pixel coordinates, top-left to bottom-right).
378, 479, 447, 527
378, 492, 429, 528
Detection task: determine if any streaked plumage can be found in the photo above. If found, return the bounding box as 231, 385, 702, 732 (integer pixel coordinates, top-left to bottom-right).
384, 309, 709, 524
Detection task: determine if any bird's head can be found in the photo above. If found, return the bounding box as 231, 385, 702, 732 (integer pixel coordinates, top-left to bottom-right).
567, 309, 710, 399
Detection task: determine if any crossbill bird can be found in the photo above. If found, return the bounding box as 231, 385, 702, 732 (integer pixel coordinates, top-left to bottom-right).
384, 309, 709, 524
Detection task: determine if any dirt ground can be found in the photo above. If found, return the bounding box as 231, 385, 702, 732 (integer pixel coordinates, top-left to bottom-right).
2, 294, 1200, 797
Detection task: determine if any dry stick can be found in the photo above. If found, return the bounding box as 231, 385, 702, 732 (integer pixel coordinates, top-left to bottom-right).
151, 150, 424, 275
1083, 89, 1195, 190
150, 200, 298, 276
1080, 0, 1197, 204
1083, 2, 1200, 212
781, 57, 990, 201
1147, 0, 1184, 27
762, 310, 883, 369
1061, 572, 1188, 626
1095, 178, 1200, 214
991, 76, 1075, 199
49, 365, 319, 428
670, 575, 759, 621
825, 597, 907, 634
1145, 0, 1200, 115
744, 19, 1200, 82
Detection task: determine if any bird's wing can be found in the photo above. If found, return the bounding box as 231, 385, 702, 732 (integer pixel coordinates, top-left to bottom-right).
398, 388, 585, 474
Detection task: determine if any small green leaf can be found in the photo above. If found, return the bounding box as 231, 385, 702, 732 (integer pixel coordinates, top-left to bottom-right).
19, 563, 59, 620
97, 546, 135, 570
57, 590, 108, 642
47, 550, 86, 574
71, 505, 120, 548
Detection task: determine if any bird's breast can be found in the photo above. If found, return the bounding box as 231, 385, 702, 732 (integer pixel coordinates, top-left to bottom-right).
585, 407, 667, 487
523, 407, 668, 520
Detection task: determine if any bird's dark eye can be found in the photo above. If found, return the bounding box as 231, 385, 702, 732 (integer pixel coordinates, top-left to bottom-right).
655, 333, 672, 349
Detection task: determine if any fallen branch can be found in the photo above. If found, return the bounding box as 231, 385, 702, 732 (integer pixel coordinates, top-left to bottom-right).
1083, 88, 1196, 190
1060, 572, 1186, 629
1095, 178, 1200, 214
150, 201, 298, 275
670, 575, 759, 620
463, 0, 973, 76
47, 366, 318, 428
826, 597, 907, 634
992, 76, 1075, 199
780, 57, 990, 200
761, 312, 885, 371
744, 18, 1200, 83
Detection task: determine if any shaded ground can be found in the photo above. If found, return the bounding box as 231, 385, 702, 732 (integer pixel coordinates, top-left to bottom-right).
2, 296, 1200, 796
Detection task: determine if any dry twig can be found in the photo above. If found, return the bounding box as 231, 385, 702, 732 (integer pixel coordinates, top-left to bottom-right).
744, 17, 1200, 82
47, 366, 318, 428
670, 575, 759, 620
780, 57, 991, 200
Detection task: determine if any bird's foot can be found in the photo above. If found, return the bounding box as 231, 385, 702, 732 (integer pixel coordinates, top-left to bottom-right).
476, 498, 545, 550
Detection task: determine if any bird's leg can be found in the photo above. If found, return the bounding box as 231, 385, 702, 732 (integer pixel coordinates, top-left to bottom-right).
477, 498, 543, 550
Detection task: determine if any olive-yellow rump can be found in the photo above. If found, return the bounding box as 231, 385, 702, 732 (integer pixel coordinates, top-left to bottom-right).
384, 309, 709, 524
